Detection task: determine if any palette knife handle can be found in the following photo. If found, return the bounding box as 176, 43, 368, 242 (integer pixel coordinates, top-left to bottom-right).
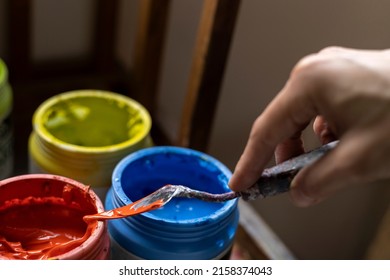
238, 141, 339, 200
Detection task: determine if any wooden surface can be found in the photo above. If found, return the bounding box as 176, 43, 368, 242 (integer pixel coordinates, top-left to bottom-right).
177, 0, 241, 150
7, 0, 32, 80
93, 0, 119, 72
131, 0, 171, 114
365, 204, 390, 259
233, 201, 295, 260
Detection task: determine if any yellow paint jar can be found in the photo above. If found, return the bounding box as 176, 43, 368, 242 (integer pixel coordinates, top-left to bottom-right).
29, 90, 152, 199
0, 58, 13, 179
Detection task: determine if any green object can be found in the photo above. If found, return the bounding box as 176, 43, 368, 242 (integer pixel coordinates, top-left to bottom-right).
0, 58, 13, 179
0, 59, 12, 122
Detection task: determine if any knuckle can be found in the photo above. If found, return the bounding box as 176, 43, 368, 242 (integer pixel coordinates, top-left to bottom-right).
293, 47, 349, 80
319, 46, 345, 54
292, 54, 332, 85
293, 54, 320, 75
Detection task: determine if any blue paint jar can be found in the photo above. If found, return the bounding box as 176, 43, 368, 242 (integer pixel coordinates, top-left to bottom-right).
105, 146, 239, 259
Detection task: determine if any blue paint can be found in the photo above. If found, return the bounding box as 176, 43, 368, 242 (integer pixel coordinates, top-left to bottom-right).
105, 146, 239, 259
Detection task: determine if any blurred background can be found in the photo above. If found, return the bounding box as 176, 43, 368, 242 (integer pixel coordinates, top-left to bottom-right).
0, 0, 389, 259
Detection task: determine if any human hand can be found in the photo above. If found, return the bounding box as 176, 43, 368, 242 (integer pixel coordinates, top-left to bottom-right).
229, 47, 390, 207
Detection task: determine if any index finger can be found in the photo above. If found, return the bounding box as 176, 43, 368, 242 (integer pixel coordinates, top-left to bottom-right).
228, 73, 319, 191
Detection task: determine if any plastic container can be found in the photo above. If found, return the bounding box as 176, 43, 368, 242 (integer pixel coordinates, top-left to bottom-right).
105, 146, 239, 260
0, 59, 13, 179
0, 174, 110, 260
28, 90, 152, 200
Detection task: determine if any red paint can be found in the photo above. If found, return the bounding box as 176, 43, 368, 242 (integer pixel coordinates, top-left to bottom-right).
0, 196, 97, 259
0, 175, 108, 260
84, 198, 164, 221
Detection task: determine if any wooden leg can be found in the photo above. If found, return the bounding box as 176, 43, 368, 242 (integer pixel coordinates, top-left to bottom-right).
365, 204, 390, 259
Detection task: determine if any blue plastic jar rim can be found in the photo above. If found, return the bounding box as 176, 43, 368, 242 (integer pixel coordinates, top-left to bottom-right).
111, 146, 237, 225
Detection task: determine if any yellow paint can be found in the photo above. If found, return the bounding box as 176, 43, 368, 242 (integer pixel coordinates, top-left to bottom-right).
28, 90, 152, 194
33, 90, 151, 151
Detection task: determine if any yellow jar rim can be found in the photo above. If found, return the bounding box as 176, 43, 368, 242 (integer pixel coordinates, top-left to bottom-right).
32, 90, 152, 154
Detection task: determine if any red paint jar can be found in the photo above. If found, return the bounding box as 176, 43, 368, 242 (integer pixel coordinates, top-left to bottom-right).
0, 174, 110, 260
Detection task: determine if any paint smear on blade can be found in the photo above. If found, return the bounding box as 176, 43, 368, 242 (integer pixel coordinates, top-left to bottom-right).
83, 199, 164, 221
